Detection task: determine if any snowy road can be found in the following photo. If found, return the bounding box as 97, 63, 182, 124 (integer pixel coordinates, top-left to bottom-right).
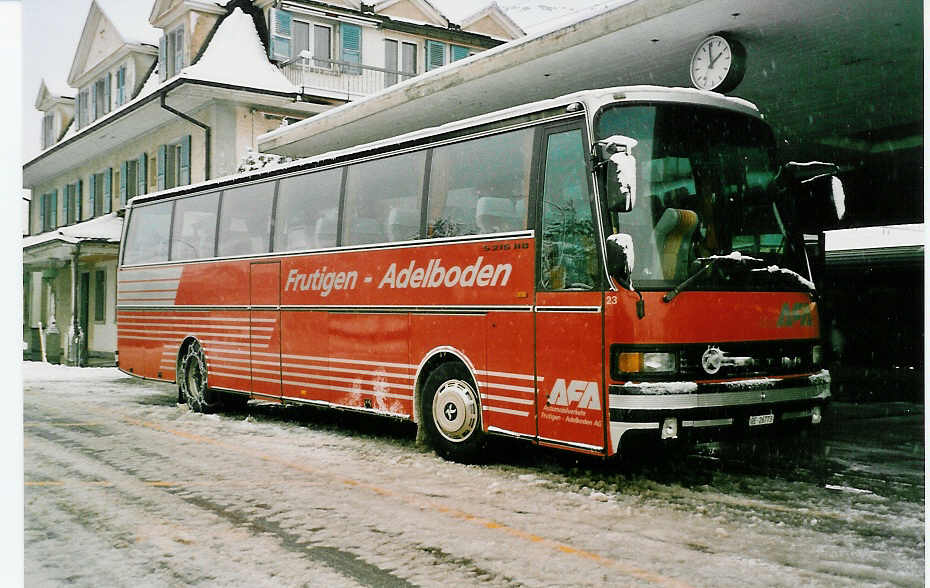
25, 364, 923, 587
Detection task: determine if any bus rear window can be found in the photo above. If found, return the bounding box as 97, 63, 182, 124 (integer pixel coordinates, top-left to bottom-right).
122, 200, 173, 265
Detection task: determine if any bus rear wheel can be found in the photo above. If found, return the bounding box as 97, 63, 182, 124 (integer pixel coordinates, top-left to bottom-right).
421, 362, 485, 462
178, 341, 218, 413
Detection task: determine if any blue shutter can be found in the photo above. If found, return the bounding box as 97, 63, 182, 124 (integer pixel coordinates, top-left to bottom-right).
62, 186, 69, 225
116, 67, 124, 106
103, 168, 112, 214
157, 145, 166, 190
40, 194, 47, 231
90, 82, 97, 120
89, 174, 96, 218
104, 72, 111, 114
76, 179, 83, 220
159, 36, 167, 81
50, 190, 58, 228
341, 23, 361, 74
137, 153, 147, 196
426, 40, 445, 71
269, 8, 292, 61
451, 45, 469, 62
119, 161, 127, 206
179, 135, 191, 186
174, 28, 184, 73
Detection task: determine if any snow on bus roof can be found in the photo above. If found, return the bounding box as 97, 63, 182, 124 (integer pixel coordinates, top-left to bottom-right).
130, 85, 758, 207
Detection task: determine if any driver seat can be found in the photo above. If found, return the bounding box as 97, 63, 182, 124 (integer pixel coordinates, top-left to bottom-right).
654, 208, 698, 279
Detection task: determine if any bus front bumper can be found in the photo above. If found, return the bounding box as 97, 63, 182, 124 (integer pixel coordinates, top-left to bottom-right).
607, 370, 831, 454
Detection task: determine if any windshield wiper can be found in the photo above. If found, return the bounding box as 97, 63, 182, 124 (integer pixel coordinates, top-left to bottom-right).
662, 253, 765, 303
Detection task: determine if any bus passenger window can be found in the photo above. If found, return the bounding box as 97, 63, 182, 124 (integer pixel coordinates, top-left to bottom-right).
274, 168, 343, 251
123, 200, 173, 265
343, 151, 425, 246
427, 128, 533, 238
539, 129, 598, 290
170, 192, 218, 261
217, 182, 274, 257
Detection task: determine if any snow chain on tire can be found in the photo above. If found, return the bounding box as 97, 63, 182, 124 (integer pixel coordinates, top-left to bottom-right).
178, 340, 216, 413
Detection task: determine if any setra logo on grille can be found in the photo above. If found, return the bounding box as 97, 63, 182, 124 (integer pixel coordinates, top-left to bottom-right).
701, 346, 725, 375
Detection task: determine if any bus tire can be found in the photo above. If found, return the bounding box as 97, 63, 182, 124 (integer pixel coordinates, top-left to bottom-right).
421, 362, 485, 462
178, 340, 218, 413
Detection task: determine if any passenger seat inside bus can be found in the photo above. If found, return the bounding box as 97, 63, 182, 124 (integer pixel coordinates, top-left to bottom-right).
386, 207, 420, 242
476, 197, 521, 233
654, 208, 698, 279
314, 208, 338, 248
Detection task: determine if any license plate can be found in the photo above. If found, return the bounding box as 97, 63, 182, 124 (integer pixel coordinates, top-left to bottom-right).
749, 413, 775, 426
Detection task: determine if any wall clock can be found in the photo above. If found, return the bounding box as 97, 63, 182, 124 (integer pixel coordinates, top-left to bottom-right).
689, 34, 746, 93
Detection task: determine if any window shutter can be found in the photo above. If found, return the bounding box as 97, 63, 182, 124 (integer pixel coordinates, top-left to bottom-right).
426, 40, 445, 71
451, 45, 469, 62
89, 174, 96, 218
137, 153, 147, 196
179, 135, 191, 186
159, 36, 167, 81
119, 161, 128, 206
341, 23, 361, 74
157, 145, 166, 190
62, 186, 69, 224
269, 8, 292, 62
116, 67, 124, 106
90, 82, 97, 120
104, 72, 112, 114
103, 168, 112, 214
76, 179, 83, 220
174, 28, 184, 73
51, 190, 58, 228
40, 194, 46, 231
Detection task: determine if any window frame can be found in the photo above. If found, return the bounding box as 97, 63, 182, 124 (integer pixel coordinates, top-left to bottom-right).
534, 120, 604, 292
93, 269, 106, 323
41, 111, 54, 150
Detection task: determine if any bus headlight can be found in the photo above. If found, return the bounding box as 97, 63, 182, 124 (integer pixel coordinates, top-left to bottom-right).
616, 351, 678, 376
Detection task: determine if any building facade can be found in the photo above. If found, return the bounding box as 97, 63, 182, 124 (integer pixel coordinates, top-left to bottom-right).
23, 0, 522, 365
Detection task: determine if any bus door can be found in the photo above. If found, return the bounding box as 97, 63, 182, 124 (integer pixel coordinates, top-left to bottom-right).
534, 124, 606, 452
249, 261, 282, 400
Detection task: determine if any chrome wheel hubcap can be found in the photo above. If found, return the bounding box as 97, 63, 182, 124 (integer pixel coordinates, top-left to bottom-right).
432, 379, 478, 443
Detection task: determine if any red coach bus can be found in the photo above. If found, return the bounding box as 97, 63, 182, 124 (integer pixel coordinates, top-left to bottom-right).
117, 86, 835, 462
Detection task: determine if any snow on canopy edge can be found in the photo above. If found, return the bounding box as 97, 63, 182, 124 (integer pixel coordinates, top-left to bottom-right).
23, 213, 123, 250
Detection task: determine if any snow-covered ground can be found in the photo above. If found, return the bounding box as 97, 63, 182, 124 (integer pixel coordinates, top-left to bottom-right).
24, 363, 924, 586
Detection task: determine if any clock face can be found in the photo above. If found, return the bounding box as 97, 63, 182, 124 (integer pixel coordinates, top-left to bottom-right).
690, 35, 741, 92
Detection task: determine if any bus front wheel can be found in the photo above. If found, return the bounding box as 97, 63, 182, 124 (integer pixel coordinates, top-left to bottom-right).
178, 341, 218, 413
421, 362, 485, 462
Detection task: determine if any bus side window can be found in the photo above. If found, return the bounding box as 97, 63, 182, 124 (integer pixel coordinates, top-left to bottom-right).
217, 181, 275, 257
170, 192, 219, 261
274, 168, 343, 251
343, 151, 425, 246
123, 200, 173, 265
539, 129, 598, 291
427, 127, 533, 238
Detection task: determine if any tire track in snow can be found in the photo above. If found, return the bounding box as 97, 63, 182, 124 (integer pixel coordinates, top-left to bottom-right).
93, 408, 693, 588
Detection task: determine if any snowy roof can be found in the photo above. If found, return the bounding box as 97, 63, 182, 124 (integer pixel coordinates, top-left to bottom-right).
95, 0, 160, 46
23, 213, 123, 250
180, 8, 297, 94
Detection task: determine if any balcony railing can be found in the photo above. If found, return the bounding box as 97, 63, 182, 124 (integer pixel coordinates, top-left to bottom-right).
281, 52, 416, 101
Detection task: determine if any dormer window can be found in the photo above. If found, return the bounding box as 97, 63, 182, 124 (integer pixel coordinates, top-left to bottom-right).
41, 112, 54, 150
159, 26, 185, 81
115, 65, 127, 107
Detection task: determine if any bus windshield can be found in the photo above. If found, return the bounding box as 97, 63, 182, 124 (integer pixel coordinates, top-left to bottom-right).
596, 103, 808, 290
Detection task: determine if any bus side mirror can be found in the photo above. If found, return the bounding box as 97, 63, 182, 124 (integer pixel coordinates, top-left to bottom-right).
778, 161, 846, 232
606, 233, 634, 289
596, 135, 638, 213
